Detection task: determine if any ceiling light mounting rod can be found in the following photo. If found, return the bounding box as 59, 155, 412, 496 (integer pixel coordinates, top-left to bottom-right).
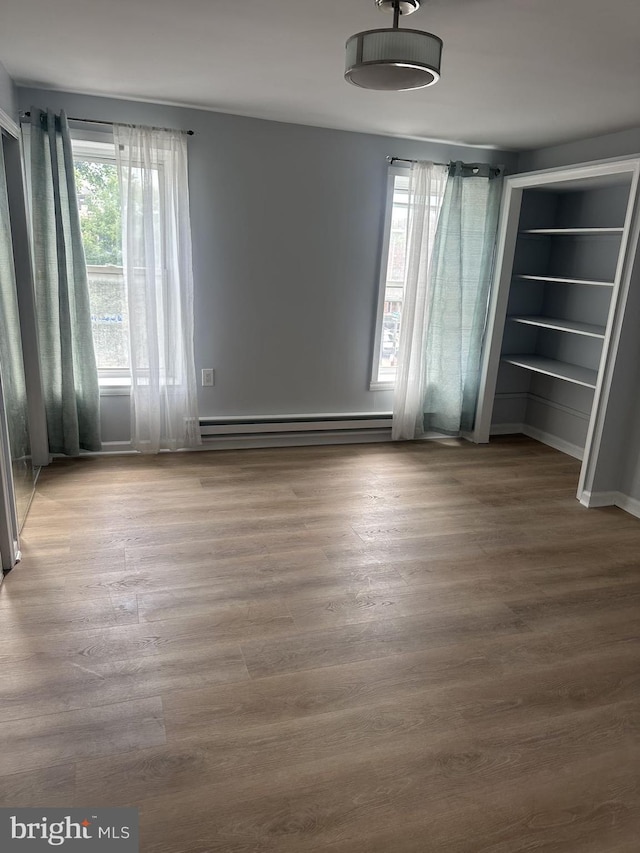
345, 0, 443, 91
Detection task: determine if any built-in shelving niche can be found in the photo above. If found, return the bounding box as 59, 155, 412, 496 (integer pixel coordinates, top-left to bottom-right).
475, 160, 640, 504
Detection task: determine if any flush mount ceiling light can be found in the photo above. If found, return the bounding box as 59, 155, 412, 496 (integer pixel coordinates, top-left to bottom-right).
345, 0, 442, 91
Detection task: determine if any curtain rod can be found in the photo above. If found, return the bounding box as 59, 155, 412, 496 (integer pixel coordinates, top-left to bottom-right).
387, 156, 502, 175
388, 156, 447, 167
20, 112, 194, 135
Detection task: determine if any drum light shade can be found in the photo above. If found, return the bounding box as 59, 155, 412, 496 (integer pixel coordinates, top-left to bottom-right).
345, 0, 442, 91
345, 28, 443, 90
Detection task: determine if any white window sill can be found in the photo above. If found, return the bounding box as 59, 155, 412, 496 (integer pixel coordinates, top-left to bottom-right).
369, 380, 395, 392
99, 376, 131, 396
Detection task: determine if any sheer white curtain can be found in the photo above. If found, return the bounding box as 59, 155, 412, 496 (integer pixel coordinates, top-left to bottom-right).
392, 161, 448, 440
114, 124, 200, 453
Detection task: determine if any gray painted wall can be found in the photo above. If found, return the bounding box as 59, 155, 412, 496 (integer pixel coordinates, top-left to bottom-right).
0, 62, 16, 119
620, 369, 640, 501
593, 242, 640, 498
18, 87, 517, 443
518, 126, 640, 504
518, 125, 640, 173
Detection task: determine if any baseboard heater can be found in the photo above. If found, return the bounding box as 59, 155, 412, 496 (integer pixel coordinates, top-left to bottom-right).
199, 412, 393, 448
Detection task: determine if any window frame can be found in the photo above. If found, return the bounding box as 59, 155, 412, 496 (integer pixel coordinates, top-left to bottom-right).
370, 164, 409, 391
72, 134, 174, 396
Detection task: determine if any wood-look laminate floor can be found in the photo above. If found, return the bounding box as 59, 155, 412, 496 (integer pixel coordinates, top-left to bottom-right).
1, 436, 639, 852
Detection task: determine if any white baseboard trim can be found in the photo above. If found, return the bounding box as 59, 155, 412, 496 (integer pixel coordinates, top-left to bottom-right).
96, 441, 136, 455
96, 414, 396, 455
521, 424, 584, 461
581, 490, 640, 519
489, 422, 583, 459
97, 429, 393, 455
579, 490, 618, 508
614, 493, 640, 519
490, 423, 525, 435
490, 393, 589, 451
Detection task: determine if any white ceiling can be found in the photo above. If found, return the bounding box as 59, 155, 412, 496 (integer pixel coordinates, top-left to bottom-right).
2, 0, 639, 150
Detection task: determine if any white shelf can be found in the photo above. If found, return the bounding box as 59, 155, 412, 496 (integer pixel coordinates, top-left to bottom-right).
516, 274, 615, 287
508, 315, 606, 339
502, 355, 598, 389
521, 227, 624, 235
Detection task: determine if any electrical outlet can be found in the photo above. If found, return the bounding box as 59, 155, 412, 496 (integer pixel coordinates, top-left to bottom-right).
201, 368, 215, 387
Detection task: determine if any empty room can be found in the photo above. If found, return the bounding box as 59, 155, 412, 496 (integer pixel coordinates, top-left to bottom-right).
0, 1, 639, 851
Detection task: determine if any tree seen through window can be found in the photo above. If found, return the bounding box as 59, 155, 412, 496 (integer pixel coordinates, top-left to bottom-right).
74, 158, 129, 370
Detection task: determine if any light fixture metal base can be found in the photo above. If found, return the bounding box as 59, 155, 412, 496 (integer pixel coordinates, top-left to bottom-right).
375, 0, 421, 15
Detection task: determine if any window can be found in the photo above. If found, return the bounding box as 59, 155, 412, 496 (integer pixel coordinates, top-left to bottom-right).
371, 167, 445, 389
72, 138, 128, 385
73, 136, 171, 391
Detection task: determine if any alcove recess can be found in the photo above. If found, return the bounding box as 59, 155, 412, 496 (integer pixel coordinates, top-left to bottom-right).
475, 159, 640, 504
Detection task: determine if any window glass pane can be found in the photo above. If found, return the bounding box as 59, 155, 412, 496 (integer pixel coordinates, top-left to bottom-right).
86, 266, 129, 370
74, 159, 128, 371
74, 161, 122, 266
376, 174, 443, 384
